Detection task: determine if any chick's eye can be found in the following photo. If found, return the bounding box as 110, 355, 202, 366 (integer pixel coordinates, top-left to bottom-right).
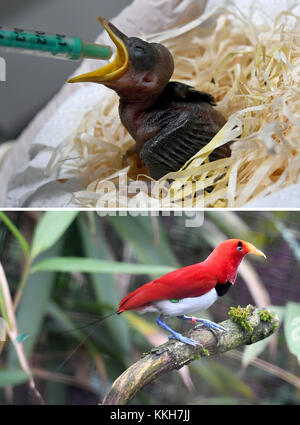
128, 38, 158, 71
237, 241, 243, 251
133, 45, 146, 59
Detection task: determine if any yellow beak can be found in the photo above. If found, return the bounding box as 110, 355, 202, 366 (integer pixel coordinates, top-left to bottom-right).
67, 17, 129, 84
245, 242, 266, 259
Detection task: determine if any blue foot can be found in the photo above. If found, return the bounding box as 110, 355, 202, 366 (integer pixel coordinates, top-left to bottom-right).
177, 316, 227, 332
194, 320, 226, 332
168, 334, 199, 347
156, 316, 199, 347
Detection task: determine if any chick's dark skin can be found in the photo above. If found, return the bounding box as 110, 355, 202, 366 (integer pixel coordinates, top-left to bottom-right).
68, 18, 230, 180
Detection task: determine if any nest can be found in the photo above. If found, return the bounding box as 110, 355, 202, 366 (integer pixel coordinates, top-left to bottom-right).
47, 3, 300, 208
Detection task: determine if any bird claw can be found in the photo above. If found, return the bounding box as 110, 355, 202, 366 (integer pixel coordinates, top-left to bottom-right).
151, 346, 169, 356
193, 322, 227, 348
217, 325, 227, 332
168, 334, 199, 347
194, 321, 227, 333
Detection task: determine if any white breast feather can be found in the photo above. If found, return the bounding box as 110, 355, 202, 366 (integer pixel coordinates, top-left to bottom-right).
140, 288, 218, 316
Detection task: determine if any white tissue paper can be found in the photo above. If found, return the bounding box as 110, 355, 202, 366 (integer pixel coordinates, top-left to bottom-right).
3, 0, 300, 207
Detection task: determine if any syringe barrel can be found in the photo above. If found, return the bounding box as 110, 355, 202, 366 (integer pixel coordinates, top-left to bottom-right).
0, 26, 85, 60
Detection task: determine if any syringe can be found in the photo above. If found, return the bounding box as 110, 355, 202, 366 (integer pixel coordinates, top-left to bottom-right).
0, 25, 113, 61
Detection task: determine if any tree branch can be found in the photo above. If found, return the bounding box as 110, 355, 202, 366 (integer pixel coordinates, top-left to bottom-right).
101, 306, 279, 405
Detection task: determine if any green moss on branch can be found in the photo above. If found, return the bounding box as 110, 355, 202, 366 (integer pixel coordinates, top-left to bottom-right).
228, 304, 254, 332
259, 309, 274, 322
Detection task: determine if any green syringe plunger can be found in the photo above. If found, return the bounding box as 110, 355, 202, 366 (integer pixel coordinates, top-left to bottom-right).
0, 25, 113, 61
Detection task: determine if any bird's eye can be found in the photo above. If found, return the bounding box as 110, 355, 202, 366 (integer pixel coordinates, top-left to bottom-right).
237, 241, 243, 251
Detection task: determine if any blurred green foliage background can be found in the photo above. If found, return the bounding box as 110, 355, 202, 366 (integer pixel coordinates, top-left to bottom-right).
0, 210, 300, 405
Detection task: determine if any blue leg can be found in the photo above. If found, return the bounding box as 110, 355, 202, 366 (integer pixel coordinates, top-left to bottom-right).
177, 315, 227, 332
156, 316, 199, 347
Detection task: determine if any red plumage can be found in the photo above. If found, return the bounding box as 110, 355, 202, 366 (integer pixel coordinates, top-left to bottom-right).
118, 239, 265, 314
118, 262, 217, 312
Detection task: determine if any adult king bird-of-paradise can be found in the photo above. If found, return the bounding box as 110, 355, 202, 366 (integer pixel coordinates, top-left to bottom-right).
68, 17, 230, 180
57, 239, 266, 372
98, 239, 266, 348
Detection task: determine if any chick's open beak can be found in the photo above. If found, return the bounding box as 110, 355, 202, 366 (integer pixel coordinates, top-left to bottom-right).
68, 17, 129, 84
245, 242, 266, 259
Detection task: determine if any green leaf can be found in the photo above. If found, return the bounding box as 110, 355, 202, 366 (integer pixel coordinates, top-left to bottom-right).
0, 369, 28, 388
273, 220, 300, 262
0, 280, 10, 330
31, 211, 78, 259
47, 301, 126, 376
125, 311, 158, 335
108, 215, 179, 269
31, 257, 174, 276
0, 316, 6, 341
78, 215, 131, 359
8, 239, 64, 366
191, 359, 256, 401
242, 337, 271, 368
284, 302, 300, 362
206, 211, 252, 241
0, 211, 29, 255
200, 397, 243, 405
46, 378, 67, 405
47, 301, 85, 340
